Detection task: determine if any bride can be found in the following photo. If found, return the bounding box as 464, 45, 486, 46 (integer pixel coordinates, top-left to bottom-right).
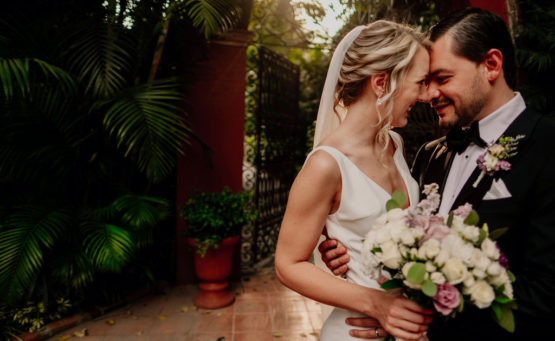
274, 20, 432, 340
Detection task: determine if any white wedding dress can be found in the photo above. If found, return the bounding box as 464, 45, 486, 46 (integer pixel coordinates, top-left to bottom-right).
307, 131, 420, 341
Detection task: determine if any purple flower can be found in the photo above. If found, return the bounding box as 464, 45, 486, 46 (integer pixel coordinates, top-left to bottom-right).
497, 245, 509, 269
453, 203, 473, 219
433, 283, 461, 316
422, 216, 450, 242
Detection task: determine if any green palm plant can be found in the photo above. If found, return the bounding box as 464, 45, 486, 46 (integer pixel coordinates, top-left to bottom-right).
0, 9, 181, 307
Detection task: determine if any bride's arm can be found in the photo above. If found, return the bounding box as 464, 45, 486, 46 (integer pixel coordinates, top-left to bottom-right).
274, 151, 432, 341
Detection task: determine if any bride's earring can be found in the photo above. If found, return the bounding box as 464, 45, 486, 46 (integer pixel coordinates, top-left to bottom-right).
377, 91, 385, 105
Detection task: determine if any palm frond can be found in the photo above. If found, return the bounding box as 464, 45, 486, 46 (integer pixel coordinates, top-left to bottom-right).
0, 57, 76, 101
112, 195, 170, 229
0, 207, 72, 302
183, 0, 238, 38
83, 222, 134, 272
66, 25, 133, 99
102, 79, 193, 182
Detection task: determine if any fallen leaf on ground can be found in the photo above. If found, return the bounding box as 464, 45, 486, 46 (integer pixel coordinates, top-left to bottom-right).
158, 315, 165, 321
181, 306, 189, 312
300, 333, 307, 337
57, 335, 71, 341
73, 328, 88, 337
106, 319, 115, 325
273, 331, 283, 337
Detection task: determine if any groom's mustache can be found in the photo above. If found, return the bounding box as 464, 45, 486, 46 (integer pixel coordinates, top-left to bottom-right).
431, 98, 451, 107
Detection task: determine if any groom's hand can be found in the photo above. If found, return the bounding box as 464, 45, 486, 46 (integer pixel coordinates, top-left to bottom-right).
346, 317, 388, 339
318, 238, 350, 276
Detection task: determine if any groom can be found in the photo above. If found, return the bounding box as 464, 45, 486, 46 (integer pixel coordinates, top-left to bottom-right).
320, 7, 555, 340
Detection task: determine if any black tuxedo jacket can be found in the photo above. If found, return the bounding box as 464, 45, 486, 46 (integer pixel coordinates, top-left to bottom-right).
411, 108, 555, 340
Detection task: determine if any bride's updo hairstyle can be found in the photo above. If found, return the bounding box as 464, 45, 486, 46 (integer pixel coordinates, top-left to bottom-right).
335, 20, 428, 150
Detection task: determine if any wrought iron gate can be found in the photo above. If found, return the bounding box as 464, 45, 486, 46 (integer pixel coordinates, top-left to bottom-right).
242, 46, 300, 273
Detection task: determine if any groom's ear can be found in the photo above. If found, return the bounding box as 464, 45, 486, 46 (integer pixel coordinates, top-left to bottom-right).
369, 73, 388, 98
482, 48, 503, 83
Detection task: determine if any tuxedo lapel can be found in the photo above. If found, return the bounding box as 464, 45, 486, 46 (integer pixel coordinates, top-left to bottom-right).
413, 137, 456, 197
449, 108, 540, 211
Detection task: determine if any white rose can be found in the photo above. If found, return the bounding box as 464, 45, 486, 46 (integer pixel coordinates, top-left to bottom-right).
465, 280, 495, 309
381, 240, 402, 269
442, 258, 468, 285
435, 249, 450, 267
457, 225, 480, 243
376, 228, 393, 244
425, 260, 437, 272
470, 248, 491, 271
387, 208, 406, 222
472, 268, 487, 279
487, 262, 503, 277
484, 153, 498, 171
489, 270, 509, 287
412, 226, 425, 240
375, 214, 387, 227
400, 228, 416, 246
431, 272, 446, 284
388, 220, 407, 243
463, 272, 475, 288
441, 234, 465, 257
489, 144, 505, 156
422, 239, 442, 260
481, 239, 500, 260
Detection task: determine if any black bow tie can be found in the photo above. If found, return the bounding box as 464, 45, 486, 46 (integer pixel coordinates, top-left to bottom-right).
446, 121, 487, 154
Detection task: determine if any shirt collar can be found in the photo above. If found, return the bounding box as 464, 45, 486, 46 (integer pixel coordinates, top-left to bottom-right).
477, 92, 526, 145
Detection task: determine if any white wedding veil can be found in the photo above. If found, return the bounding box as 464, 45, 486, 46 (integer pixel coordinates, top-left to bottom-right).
312, 25, 366, 147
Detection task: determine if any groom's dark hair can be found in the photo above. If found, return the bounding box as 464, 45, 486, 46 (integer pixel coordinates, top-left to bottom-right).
429, 7, 517, 89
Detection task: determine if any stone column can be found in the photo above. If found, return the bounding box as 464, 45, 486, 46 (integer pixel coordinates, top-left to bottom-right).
176, 30, 253, 284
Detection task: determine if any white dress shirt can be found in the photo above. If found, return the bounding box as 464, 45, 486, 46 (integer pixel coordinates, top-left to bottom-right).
438, 92, 527, 215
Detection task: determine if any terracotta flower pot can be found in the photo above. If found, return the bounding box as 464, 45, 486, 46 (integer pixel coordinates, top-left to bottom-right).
187, 235, 240, 309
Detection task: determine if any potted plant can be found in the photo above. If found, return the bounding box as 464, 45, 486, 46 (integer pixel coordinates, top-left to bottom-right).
180, 187, 255, 308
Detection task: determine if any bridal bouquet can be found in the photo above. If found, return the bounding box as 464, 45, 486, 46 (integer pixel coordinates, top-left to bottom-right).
362, 184, 516, 340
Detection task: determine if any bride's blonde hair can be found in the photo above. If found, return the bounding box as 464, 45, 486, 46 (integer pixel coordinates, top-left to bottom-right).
335, 20, 429, 151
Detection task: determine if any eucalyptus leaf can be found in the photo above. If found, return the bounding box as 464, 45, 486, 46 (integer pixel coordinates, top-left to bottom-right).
490, 227, 509, 240
407, 263, 426, 284
386, 199, 400, 212
491, 302, 502, 320
463, 210, 479, 226
421, 279, 437, 297
391, 190, 406, 207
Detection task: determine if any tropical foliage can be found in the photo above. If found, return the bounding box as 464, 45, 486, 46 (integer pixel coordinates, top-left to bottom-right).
0, 0, 241, 336
514, 0, 555, 115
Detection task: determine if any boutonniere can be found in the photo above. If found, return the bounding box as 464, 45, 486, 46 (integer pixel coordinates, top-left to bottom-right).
472, 135, 525, 188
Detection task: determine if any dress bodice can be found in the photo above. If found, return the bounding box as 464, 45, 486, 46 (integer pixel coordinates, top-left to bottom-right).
307, 131, 420, 289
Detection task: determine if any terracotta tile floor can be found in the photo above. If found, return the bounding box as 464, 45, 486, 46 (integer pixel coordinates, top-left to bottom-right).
45, 267, 322, 341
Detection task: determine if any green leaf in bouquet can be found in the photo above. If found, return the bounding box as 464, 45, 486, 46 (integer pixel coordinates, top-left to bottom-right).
489, 227, 509, 240
507, 270, 516, 282
371, 247, 382, 254
421, 279, 437, 297
491, 302, 502, 320
380, 279, 403, 290
495, 295, 514, 304
386, 190, 406, 211
492, 303, 515, 333
446, 212, 454, 227
463, 210, 479, 226
457, 295, 465, 312
407, 263, 426, 284
478, 227, 488, 245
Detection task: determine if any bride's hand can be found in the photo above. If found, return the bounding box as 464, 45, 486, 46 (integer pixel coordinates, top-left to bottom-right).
371, 290, 433, 341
